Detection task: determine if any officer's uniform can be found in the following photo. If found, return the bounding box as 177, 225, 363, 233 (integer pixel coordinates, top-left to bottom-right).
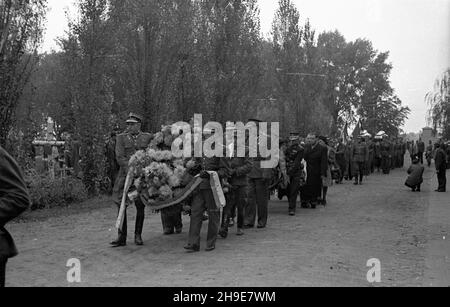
112, 114, 152, 246
285, 136, 305, 215
351, 140, 369, 184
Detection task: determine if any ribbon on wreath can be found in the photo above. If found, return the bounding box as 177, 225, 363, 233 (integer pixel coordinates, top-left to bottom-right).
117, 171, 226, 230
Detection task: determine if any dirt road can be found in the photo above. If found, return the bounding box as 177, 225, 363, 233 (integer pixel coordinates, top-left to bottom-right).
6, 164, 450, 287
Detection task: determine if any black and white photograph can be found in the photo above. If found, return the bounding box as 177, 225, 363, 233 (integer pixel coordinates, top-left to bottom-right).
0, 0, 449, 291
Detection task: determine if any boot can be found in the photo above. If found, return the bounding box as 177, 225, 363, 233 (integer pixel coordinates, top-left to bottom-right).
135, 234, 144, 246
111, 214, 127, 247
219, 214, 229, 239
135, 214, 145, 246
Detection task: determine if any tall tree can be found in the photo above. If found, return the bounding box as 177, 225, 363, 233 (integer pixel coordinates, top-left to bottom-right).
0, 0, 47, 146
60, 0, 114, 193
427, 69, 450, 139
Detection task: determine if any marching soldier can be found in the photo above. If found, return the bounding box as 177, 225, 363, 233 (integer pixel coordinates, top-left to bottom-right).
284, 133, 305, 216
373, 138, 382, 172
111, 113, 153, 247
380, 137, 391, 174
335, 141, 347, 184
351, 136, 369, 185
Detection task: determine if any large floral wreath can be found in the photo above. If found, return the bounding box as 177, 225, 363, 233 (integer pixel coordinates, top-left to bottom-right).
128, 125, 196, 206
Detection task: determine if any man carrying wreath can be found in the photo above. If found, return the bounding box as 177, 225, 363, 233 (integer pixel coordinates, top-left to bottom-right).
110, 113, 153, 247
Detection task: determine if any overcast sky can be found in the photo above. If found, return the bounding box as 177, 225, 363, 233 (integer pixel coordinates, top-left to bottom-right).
42, 0, 449, 133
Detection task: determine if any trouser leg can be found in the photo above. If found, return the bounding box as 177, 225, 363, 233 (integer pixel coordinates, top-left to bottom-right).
188, 192, 206, 248
244, 179, 257, 227
115, 204, 128, 239
322, 187, 328, 203
288, 176, 301, 211
0, 257, 6, 288
438, 169, 447, 191
174, 205, 183, 232
359, 163, 364, 183
204, 189, 220, 249
220, 193, 233, 237
236, 186, 246, 229
256, 179, 269, 227
135, 199, 145, 235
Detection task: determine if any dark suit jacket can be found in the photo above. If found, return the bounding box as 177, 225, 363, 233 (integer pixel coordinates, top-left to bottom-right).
0, 146, 30, 258
435, 148, 447, 170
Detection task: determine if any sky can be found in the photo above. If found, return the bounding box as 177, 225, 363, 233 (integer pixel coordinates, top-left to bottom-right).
42, 0, 449, 133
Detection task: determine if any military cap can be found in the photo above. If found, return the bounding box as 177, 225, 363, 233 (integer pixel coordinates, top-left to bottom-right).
126, 113, 143, 124
248, 118, 262, 123
289, 132, 300, 141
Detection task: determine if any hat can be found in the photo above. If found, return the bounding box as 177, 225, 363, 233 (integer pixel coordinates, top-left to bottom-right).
248, 118, 262, 123
126, 113, 143, 124
289, 132, 300, 140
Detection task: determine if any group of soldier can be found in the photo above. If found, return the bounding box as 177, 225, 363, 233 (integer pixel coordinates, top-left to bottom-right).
106, 113, 447, 253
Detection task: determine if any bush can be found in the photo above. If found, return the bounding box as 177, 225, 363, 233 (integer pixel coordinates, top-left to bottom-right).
26, 170, 89, 210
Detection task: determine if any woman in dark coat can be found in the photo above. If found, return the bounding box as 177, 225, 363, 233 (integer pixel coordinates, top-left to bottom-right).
302, 133, 328, 209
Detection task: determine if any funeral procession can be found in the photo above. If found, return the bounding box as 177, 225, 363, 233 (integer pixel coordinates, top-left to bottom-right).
0, 0, 449, 290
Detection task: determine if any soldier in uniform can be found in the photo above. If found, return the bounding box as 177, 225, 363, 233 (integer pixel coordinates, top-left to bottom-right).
284, 133, 305, 216
351, 136, 369, 185
244, 119, 273, 228
335, 141, 347, 184
110, 113, 153, 247
184, 128, 229, 252
373, 138, 382, 172
380, 137, 391, 174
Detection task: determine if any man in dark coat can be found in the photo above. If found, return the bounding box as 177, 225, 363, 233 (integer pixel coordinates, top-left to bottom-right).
111, 113, 153, 247
417, 139, 426, 165
0, 146, 31, 287
302, 133, 328, 209
284, 133, 305, 216
351, 137, 369, 185
435, 142, 447, 192
219, 135, 253, 237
